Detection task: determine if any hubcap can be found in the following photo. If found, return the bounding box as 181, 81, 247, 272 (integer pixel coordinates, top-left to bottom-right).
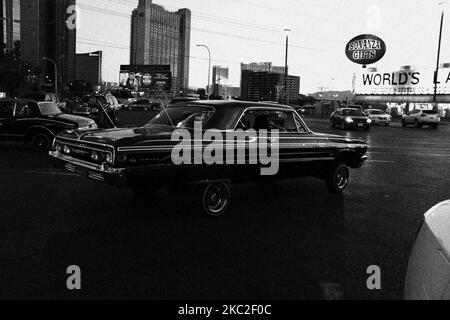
204, 184, 229, 215
335, 166, 349, 190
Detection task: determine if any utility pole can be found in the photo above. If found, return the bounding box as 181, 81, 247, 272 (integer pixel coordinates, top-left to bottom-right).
284, 29, 291, 105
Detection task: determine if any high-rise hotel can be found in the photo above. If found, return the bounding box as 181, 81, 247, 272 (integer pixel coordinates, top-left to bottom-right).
130, 0, 191, 95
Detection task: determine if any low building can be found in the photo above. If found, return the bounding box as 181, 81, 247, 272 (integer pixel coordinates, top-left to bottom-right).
241, 70, 300, 103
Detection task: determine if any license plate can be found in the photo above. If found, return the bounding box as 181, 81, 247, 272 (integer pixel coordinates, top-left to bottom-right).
358, 123, 364, 127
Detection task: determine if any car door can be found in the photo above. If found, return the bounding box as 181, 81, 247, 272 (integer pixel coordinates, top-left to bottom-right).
13, 102, 37, 139
0, 100, 17, 141
236, 107, 319, 177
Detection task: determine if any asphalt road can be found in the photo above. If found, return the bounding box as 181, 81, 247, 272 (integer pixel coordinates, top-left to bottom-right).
1, 119, 449, 300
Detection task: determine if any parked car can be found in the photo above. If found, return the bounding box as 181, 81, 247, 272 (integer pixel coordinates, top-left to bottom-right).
0, 99, 97, 151
71, 94, 118, 128
170, 96, 199, 104
402, 110, 440, 129
23, 91, 67, 112
121, 99, 163, 113
405, 200, 450, 300
330, 108, 372, 131
50, 101, 368, 216
365, 109, 392, 126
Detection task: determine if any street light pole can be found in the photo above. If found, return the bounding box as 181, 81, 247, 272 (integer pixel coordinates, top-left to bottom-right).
434, 5, 446, 111
197, 44, 211, 100
284, 29, 291, 105
43, 57, 58, 93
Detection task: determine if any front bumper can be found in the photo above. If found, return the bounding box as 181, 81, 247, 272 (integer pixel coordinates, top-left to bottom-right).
50, 151, 128, 188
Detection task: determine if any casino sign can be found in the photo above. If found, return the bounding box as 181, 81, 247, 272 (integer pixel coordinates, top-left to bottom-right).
346, 34, 386, 66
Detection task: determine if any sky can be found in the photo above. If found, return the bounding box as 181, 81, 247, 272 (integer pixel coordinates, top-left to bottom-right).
76, 0, 450, 94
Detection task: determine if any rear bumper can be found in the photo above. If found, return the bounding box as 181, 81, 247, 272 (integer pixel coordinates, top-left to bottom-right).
50, 151, 127, 188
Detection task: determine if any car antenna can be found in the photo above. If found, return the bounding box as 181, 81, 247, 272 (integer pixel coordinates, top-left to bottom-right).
98, 98, 117, 129
158, 99, 176, 129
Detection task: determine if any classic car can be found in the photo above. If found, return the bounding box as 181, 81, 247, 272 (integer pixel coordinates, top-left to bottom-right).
70, 94, 118, 128
330, 108, 372, 131
50, 101, 368, 216
0, 99, 97, 151
405, 200, 450, 300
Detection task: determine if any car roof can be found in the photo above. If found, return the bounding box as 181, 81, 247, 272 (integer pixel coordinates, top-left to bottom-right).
174, 100, 295, 111
1, 98, 40, 104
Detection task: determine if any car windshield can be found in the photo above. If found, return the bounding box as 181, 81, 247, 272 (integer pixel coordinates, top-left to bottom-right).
38, 102, 62, 115
148, 106, 215, 128
342, 109, 364, 116
369, 110, 384, 115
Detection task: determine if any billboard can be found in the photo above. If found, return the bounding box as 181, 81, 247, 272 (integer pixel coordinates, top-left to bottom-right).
353, 67, 450, 95
119, 65, 172, 92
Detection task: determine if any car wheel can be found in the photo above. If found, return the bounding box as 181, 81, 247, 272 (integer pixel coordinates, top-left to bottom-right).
31, 133, 53, 152
364, 126, 370, 132
199, 181, 231, 217
326, 163, 350, 193
432, 124, 439, 130
415, 120, 421, 128
340, 122, 346, 130
401, 119, 406, 127
331, 120, 335, 128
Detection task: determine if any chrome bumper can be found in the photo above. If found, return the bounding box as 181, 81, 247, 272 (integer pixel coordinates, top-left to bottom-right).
49, 151, 127, 187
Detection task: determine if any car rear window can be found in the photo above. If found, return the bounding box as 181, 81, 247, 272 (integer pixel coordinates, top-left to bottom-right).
422, 110, 438, 115
342, 109, 364, 116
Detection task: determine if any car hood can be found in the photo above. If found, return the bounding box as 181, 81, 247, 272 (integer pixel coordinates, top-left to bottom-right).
58, 125, 176, 147
314, 132, 367, 145
43, 113, 94, 127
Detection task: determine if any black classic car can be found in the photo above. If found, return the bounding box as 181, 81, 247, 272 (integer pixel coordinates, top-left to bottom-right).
330, 108, 372, 131
0, 99, 97, 151
50, 101, 368, 216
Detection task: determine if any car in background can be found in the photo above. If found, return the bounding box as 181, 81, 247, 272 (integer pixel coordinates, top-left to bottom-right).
121, 99, 162, 112
0, 99, 97, 151
402, 110, 440, 129
296, 105, 316, 115
330, 108, 371, 131
23, 91, 67, 112
71, 94, 118, 128
405, 200, 450, 300
111, 89, 136, 105
365, 109, 392, 126
170, 96, 199, 104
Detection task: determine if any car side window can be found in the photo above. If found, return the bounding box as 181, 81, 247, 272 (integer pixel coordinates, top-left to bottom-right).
15, 103, 33, 117
0, 101, 15, 118
237, 109, 299, 133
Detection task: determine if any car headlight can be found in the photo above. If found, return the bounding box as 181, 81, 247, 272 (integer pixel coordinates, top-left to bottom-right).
91, 151, 100, 161
345, 117, 354, 123
105, 153, 113, 164
92, 108, 99, 113
54, 143, 62, 153
367, 119, 372, 124
63, 145, 71, 155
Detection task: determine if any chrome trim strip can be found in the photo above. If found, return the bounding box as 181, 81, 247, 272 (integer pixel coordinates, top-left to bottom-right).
50, 151, 125, 174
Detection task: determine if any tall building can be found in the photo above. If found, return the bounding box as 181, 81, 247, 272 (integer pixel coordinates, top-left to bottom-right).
0, 0, 21, 58
212, 65, 229, 97
241, 70, 300, 103
75, 51, 103, 85
20, 0, 76, 90
130, 0, 191, 95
